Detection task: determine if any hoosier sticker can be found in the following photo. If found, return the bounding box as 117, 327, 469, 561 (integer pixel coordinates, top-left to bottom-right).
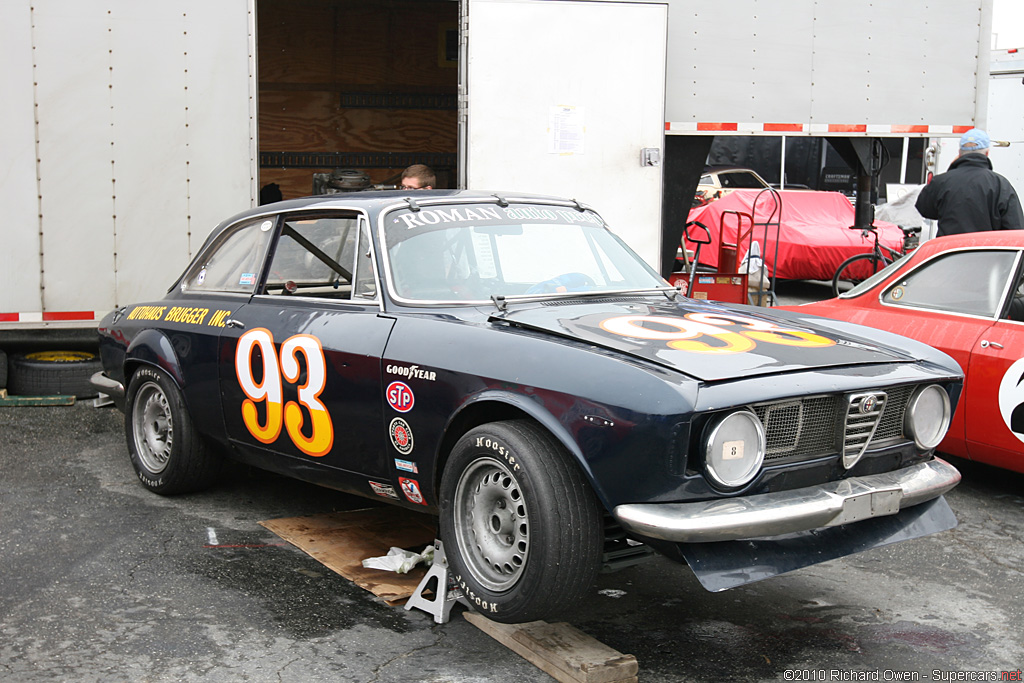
390, 417, 414, 455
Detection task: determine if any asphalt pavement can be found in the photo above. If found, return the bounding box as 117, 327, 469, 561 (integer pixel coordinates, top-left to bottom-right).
2, 282, 1022, 682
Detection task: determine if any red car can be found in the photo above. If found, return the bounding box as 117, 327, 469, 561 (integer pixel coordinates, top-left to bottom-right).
780, 232, 1024, 473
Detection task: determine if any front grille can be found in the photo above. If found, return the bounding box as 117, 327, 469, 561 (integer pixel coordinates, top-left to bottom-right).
843, 392, 888, 464
753, 396, 841, 462
751, 386, 916, 465
873, 384, 914, 442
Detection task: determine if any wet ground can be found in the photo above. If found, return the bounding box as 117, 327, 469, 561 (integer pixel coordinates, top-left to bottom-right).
1, 397, 1021, 682
1, 280, 1021, 681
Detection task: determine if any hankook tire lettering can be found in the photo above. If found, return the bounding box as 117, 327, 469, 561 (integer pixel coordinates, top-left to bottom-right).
599, 314, 835, 354
235, 328, 334, 457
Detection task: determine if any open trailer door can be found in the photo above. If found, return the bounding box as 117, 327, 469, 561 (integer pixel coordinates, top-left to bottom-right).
460, 0, 668, 268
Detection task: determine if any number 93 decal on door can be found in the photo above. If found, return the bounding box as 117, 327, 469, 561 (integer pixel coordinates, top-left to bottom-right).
234, 328, 334, 457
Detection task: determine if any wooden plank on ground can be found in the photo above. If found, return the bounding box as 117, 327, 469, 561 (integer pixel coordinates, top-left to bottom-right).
0, 394, 75, 407
259, 506, 436, 604
464, 612, 638, 683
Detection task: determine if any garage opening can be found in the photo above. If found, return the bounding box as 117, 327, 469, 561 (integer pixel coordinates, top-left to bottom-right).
256, 0, 459, 200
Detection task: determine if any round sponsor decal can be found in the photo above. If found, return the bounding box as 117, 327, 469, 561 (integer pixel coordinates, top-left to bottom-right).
386, 381, 415, 413
196, 268, 206, 285
399, 477, 426, 505
998, 357, 1024, 443
390, 417, 414, 455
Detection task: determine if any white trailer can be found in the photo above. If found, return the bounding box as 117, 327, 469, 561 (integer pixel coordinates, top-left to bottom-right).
0, 0, 992, 341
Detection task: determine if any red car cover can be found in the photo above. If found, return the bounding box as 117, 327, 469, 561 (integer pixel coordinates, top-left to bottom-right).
684, 190, 906, 281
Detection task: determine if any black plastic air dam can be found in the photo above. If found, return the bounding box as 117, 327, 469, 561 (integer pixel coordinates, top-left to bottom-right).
648, 496, 957, 592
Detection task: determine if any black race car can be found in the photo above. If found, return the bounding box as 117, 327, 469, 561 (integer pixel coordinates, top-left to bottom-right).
94, 190, 962, 624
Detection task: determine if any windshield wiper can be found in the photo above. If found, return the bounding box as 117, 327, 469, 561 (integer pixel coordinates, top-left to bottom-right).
490, 286, 681, 312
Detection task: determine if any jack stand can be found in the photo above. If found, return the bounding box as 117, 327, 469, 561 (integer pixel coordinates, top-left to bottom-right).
404, 539, 470, 624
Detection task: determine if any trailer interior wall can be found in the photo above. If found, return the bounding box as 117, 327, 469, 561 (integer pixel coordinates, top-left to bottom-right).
256, 0, 459, 199
1, 0, 255, 329
460, 0, 668, 269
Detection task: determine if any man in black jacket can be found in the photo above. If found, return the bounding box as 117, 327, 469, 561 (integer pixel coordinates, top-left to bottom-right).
916, 128, 1024, 236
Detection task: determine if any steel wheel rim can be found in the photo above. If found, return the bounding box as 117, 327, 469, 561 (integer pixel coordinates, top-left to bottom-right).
452, 456, 529, 592
133, 382, 173, 474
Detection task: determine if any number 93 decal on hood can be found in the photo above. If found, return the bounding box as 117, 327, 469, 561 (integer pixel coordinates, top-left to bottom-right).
599, 313, 836, 355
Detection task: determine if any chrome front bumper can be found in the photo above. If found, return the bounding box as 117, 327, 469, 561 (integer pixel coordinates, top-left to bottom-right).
613, 457, 961, 543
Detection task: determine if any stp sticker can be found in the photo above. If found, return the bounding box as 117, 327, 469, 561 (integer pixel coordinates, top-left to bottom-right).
369, 481, 400, 500
390, 417, 414, 455
399, 477, 426, 505
386, 381, 415, 413
394, 458, 418, 473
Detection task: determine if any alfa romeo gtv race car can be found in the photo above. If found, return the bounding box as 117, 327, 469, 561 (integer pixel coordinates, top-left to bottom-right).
94, 190, 962, 624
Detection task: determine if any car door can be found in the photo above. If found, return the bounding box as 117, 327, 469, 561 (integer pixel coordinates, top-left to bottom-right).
218, 211, 396, 482
172, 214, 278, 437
867, 248, 1021, 459
962, 252, 1024, 471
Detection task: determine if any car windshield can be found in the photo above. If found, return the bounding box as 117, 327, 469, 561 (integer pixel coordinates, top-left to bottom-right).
382, 202, 666, 303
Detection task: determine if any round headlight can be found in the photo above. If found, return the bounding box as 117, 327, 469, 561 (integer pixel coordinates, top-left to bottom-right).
904, 384, 951, 450
704, 409, 766, 488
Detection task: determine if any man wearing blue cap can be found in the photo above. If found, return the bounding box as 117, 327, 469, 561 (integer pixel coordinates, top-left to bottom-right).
916, 128, 1023, 236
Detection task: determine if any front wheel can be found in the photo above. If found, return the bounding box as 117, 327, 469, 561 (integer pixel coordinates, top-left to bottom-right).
125, 365, 222, 495
832, 252, 890, 297
439, 420, 603, 624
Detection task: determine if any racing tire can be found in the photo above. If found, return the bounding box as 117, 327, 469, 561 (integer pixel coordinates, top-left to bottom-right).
831, 252, 891, 297
439, 420, 603, 624
0, 349, 6, 390
125, 365, 222, 495
7, 350, 102, 398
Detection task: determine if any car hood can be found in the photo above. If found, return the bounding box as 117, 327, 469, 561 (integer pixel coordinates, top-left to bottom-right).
492, 298, 916, 382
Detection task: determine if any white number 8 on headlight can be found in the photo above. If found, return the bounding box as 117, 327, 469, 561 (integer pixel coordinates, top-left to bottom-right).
704, 410, 766, 488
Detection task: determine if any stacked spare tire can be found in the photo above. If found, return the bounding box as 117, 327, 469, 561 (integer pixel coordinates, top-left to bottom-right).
6, 351, 102, 398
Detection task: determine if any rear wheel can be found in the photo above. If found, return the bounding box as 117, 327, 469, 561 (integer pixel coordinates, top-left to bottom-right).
439, 420, 602, 624
832, 252, 890, 297
125, 365, 222, 495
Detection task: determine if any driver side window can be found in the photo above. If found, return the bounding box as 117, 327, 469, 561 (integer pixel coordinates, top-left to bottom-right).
881, 249, 1017, 318
264, 214, 373, 300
